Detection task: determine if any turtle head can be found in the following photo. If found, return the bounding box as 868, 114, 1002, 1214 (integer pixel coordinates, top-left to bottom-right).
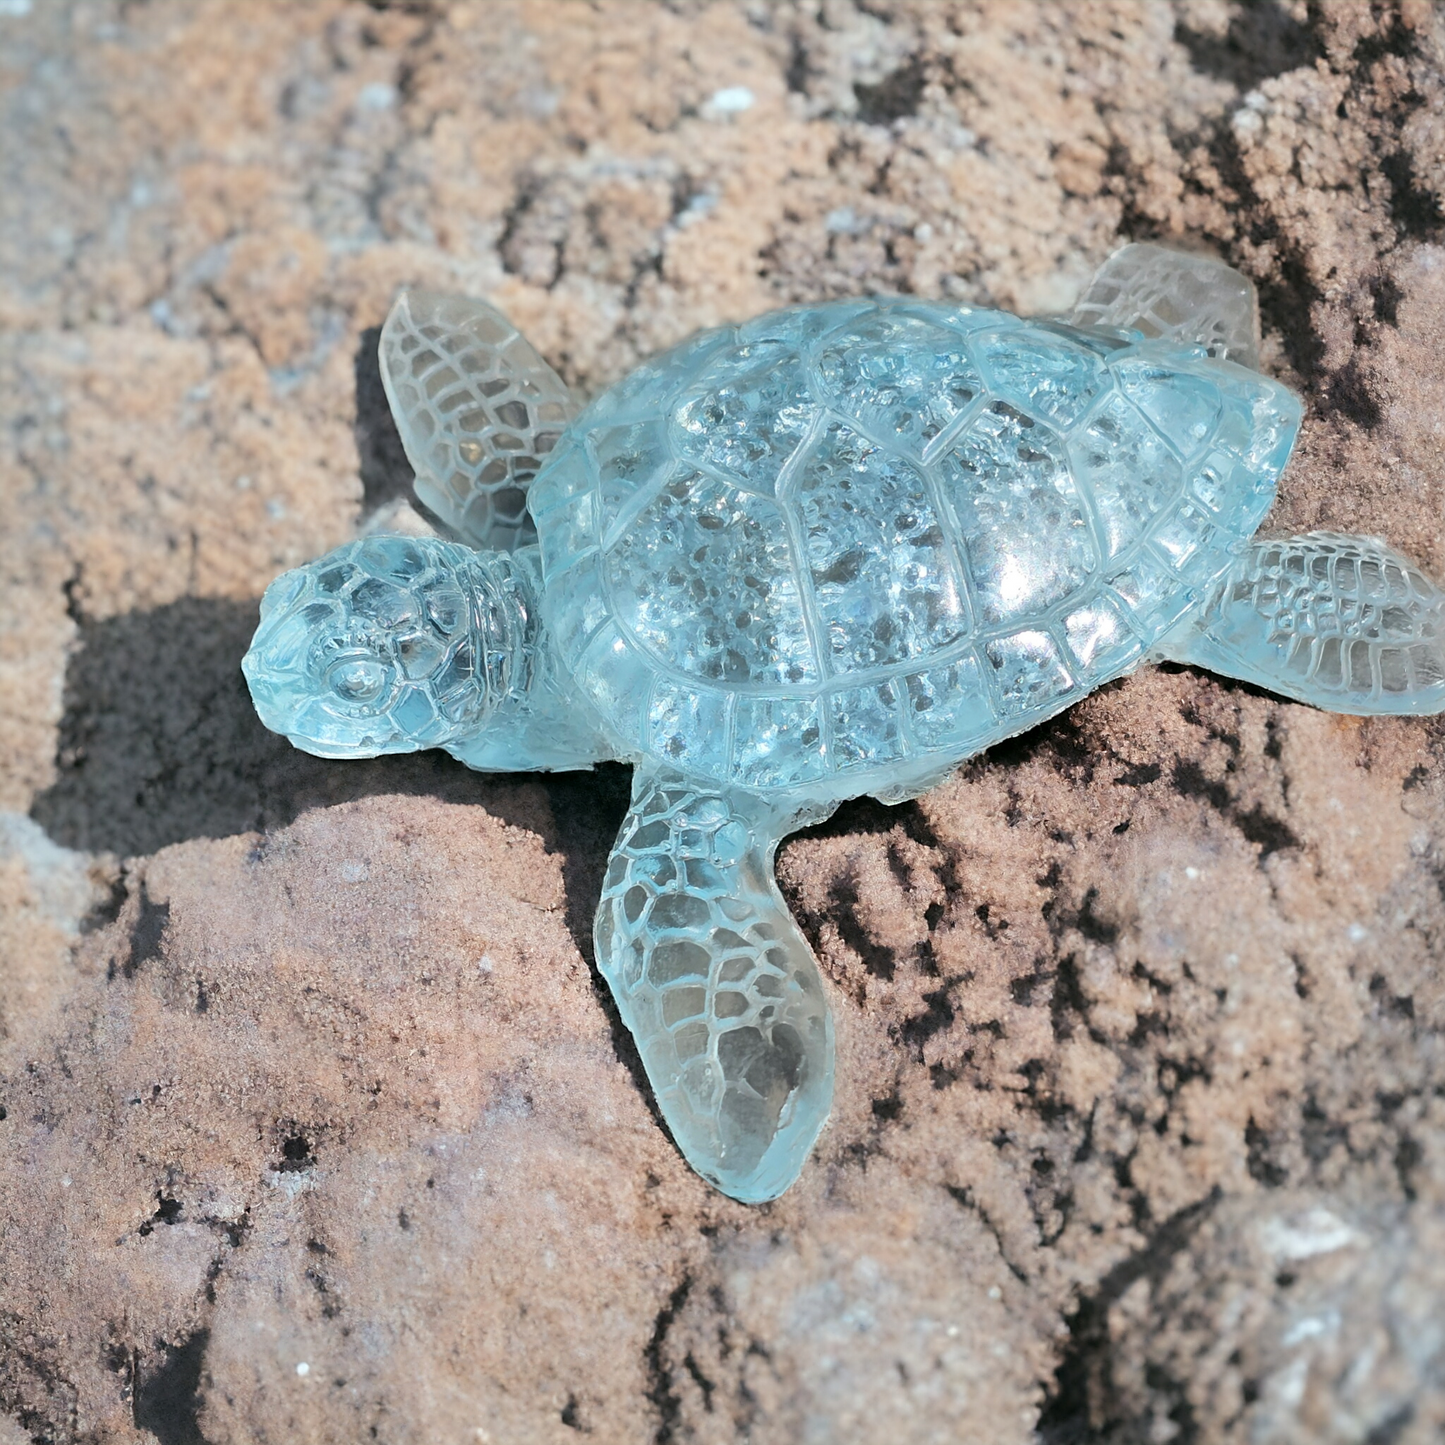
243, 535, 507, 758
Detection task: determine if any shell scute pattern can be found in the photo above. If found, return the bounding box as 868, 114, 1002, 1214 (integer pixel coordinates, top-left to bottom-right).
538, 298, 1301, 792
796, 419, 969, 670
592, 420, 674, 546
605, 472, 817, 688
649, 679, 730, 770
971, 325, 1109, 429
737, 298, 879, 354
673, 341, 816, 489
936, 401, 1096, 627
1062, 595, 1138, 674
830, 678, 906, 771
1105, 549, 1196, 636
986, 629, 1076, 717
903, 656, 995, 752
732, 694, 827, 789
1115, 356, 1223, 459
1070, 395, 1184, 558
813, 310, 984, 454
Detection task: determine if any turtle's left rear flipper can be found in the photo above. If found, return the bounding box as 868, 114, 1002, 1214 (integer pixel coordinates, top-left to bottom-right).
379, 290, 577, 551
1154, 531, 1445, 715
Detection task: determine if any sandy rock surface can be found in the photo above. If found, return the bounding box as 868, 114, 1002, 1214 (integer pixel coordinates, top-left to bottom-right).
2, 2, 1445, 1441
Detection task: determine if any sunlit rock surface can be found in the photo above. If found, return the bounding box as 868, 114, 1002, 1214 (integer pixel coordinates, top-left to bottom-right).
3, 2, 1445, 1441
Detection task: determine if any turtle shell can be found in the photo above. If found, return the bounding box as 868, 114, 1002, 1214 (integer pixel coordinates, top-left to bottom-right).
528, 298, 1301, 797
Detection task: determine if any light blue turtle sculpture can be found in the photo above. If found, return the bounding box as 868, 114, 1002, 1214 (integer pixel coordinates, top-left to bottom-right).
243, 244, 1445, 1203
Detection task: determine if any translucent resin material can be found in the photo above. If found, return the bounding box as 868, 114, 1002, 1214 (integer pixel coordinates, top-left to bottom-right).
243, 534, 610, 770
380, 290, 577, 551
1071, 241, 1262, 368
594, 769, 833, 1203
244, 535, 505, 757
244, 264, 1445, 1203
1158, 531, 1445, 714
533, 297, 1302, 800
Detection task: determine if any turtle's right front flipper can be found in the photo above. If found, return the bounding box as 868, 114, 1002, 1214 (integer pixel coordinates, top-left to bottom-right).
594, 767, 835, 1203
1155, 531, 1445, 715
380, 290, 577, 551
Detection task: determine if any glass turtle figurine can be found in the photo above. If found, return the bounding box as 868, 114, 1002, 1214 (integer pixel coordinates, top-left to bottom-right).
243, 243, 1445, 1203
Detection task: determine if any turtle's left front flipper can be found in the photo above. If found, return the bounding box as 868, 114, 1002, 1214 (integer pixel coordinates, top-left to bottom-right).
379, 290, 577, 551
594, 767, 835, 1203
1154, 531, 1445, 715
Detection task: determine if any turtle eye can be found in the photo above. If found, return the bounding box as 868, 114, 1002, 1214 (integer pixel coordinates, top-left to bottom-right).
328, 656, 389, 704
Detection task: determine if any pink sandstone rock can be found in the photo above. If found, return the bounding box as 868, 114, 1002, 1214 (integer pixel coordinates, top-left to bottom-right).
2, 2, 1444, 1441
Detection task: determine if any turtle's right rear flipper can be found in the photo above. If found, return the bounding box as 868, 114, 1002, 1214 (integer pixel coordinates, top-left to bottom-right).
379, 290, 577, 551
1154, 532, 1445, 715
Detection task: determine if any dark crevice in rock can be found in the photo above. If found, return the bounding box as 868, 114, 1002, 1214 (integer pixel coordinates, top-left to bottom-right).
1365, 1402, 1415, 1445
1038, 1189, 1220, 1443
305, 1262, 341, 1320
1380, 149, 1443, 239
644, 1275, 692, 1445
1048, 885, 1119, 947
682, 1353, 715, 1414
1173, 4, 1323, 92
1097, 142, 1154, 244
854, 57, 924, 126
828, 868, 897, 981
1145, 1362, 1200, 1445
1232, 804, 1302, 858
1349, 16, 1419, 68
498, 174, 566, 289
783, 31, 812, 96
132, 1329, 211, 1445
125, 884, 170, 979
1393, 1133, 1422, 1201
1370, 271, 1403, 326
898, 980, 958, 1056
1171, 759, 1231, 814
276, 1130, 315, 1172
1171, 760, 1300, 859
137, 1192, 183, 1238
1368, 972, 1416, 1022
354, 323, 416, 515
1009, 961, 1052, 1007
1301, 1092, 1349, 1165
1114, 760, 1160, 787
1050, 952, 1098, 1047
83, 871, 128, 934
1244, 1117, 1288, 1187
943, 1182, 1029, 1283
